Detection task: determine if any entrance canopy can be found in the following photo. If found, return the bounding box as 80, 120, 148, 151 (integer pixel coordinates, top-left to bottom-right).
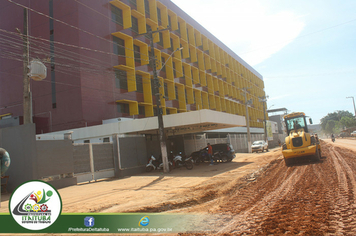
119, 109, 246, 136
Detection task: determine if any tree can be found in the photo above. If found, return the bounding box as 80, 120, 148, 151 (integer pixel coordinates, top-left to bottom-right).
321, 110, 354, 132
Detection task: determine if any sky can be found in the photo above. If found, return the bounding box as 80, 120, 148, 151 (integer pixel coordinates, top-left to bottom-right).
171, 0, 356, 124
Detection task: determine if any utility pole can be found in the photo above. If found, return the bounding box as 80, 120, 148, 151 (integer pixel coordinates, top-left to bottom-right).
259, 96, 268, 143
148, 28, 169, 172
242, 88, 252, 153
20, 8, 32, 124
346, 96, 356, 117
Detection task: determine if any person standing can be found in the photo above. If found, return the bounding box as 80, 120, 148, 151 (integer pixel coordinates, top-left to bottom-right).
207, 143, 214, 166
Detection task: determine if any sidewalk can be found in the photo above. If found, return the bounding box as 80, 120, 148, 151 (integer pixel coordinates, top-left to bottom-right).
1, 148, 281, 213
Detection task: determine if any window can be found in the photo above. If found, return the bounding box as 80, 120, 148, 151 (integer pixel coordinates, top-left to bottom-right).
175, 85, 179, 100
160, 57, 166, 72
117, 103, 129, 114
111, 5, 123, 26
139, 105, 145, 116
168, 15, 171, 28
173, 61, 176, 78
131, 16, 139, 34
136, 74, 143, 93
144, 0, 150, 16
115, 69, 128, 90
158, 32, 163, 47
164, 82, 168, 99
157, 7, 161, 25
113, 36, 125, 56
129, 0, 137, 8
84, 140, 90, 143
134, 44, 140, 63
103, 137, 110, 143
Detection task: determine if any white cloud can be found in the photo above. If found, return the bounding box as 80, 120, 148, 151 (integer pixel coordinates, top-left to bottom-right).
171, 0, 305, 66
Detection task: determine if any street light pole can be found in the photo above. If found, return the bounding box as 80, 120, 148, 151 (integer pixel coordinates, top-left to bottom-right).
346, 96, 356, 117
242, 88, 252, 153
259, 96, 268, 143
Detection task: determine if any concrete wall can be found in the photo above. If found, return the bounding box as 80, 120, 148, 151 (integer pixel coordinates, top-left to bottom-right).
0, 124, 38, 192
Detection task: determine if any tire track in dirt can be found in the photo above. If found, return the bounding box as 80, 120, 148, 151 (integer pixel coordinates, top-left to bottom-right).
328, 145, 356, 235
217, 161, 307, 234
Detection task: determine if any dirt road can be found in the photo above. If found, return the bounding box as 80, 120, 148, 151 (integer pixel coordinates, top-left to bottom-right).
2, 138, 356, 235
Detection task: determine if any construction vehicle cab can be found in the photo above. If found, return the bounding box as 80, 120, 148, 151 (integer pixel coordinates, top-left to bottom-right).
282, 112, 321, 166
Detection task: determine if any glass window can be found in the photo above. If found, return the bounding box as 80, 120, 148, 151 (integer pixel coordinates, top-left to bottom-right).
115, 69, 128, 90
111, 5, 123, 25
113, 36, 125, 56
117, 103, 129, 114
131, 16, 139, 34
134, 44, 140, 63
136, 74, 143, 93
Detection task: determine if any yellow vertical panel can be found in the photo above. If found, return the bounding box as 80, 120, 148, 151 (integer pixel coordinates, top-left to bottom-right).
224, 82, 229, 97
189, 45, 197, 62
176, 83, 186, 112
187, 24, 196, 46
110, 1, 132, 29
222, 65, 227, 78
220, 97, 226, 111
220, 48, 226, 65
136, 0, 145, 14
148, 0, 157, 22
218, 79, 224, 97
195, 29, 202, 46
166, 80, 175, 100
210, 58, 217, 73
206, 74, 214, 94
194, 89, 202, 110
227, 84, 232, 97
225, 100, 231, 114
214, 45, 221, 62
183, 63, 192, 86
197, 49, 205, 71
199, 70, 206, 86
215, 96, 221, 111
161, 52, 173, 80
208, 40, 215, 58
228, 101, 234, 114
202, 91, 209, 109
202, 35, 209, 51
213, 77, 219, 92
180, 39, 189, 59
157, 2, 168, 28
209, 94, 216, 109
170, 33, 180, 56
232, 86, 238, 99
226, 68, 232, 84
173, 57, 183, 78
162, 29, 170, 49
129, 101, 138, 115
192, 66, 199, 85
127, 68, 136, 92
216, 62, 222, 76
178, 17, 188, 41
137, 71, 152, 104
167, 9, 178, 30
125, 36, 135, 68
186, 86, 194, 104
204, 54, 211, 70
144, 105, 154, 117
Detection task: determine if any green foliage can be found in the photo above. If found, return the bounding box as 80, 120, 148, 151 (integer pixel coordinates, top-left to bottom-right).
321, 110, 355, 134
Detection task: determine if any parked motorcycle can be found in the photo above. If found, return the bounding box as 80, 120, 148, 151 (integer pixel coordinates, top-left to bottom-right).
146, 155, 162, 172
146, 155, 173, 172
171, 152, 194, 170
